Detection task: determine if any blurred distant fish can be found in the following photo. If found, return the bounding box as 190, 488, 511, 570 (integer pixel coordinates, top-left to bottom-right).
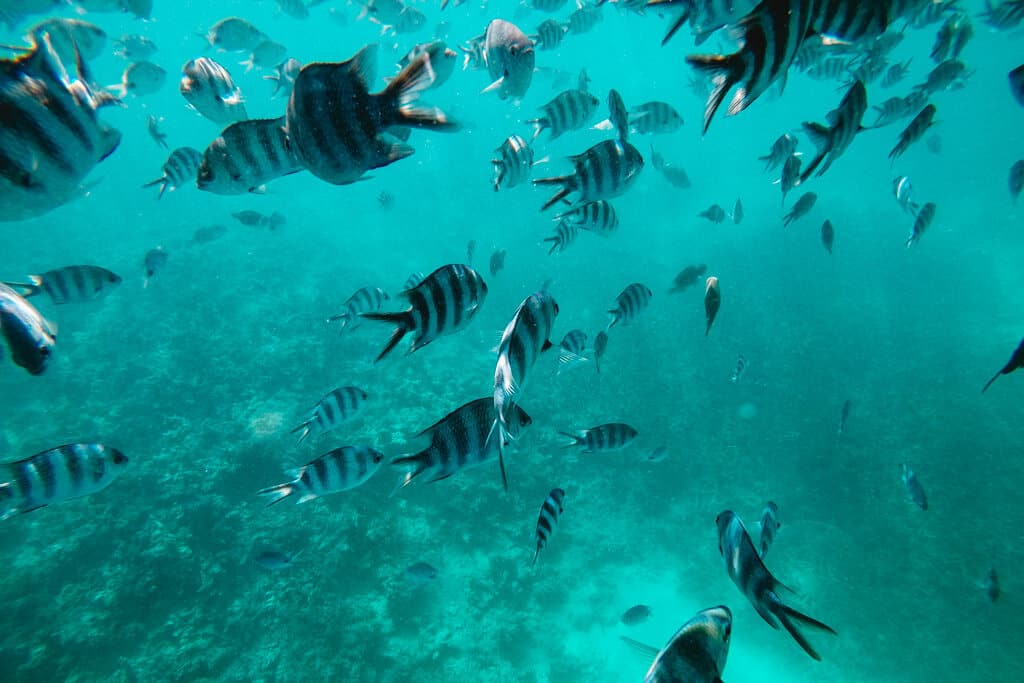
931, 13, 972, 62
901, 463, 928, 510
889, 104, 937, 163
561, 422, 638, 453
1010, 160, 1024, 203
489, 249, 507, 276
407, 561, 438, 583
730, 354, 746, 383
255, 550, 301, 570
328, 286, 390, 334
241, 40, 288, 73
143, 147, 202, 199
362, 264, 487, 361
27, 17, 106, 64
467, 240, 477, 264
779, 154, 802, 205
821, 219, 835, 254
493, 134, 540, 191
292, 386, 369, 444
1011, 65, 1024, 107
143, 247, 167, 287
982, 337, 1024, 393
197, 117, 303, 195
278, 0, 310, 19
628, 101, 683, 135
732, 199, 744, 224
0, 282, 56, 375
783, 192, 817, 227
557, 329, 587, 366
265, 58, 301, 99
378, 190, 394, 209
529, 88, 600, 141
985, 567, 1000, 603
608, 283, 652, 329
109, 61, 166, 97
926, 134, 942, 154
532, 487, 565, 566
881, 59, 912, 88
555, 200, 619, 235
0, 444, 127, 519
191, 224, 228, 244
698, 204, 726, 224
532, 18, 567, 50
760, 133, 799, 172
231, 210, 263, 226
480, 19, 535, 100
621, 604, 652, 626
205, 17, 266, 52
3, 266, 121, 305
259, 445, 384, 505
565, 4, 602, 34
620, 605, 732, 683
918, 59, 970, 95
871, 91, 927, 128
704, 276, 720, 336
114, 34, 157, 60
147, 115, 168, 149
892, 176, 919, 215
650, 147, 691, 189
646, 446, 667, 463
800, 80, 867, 181
758, 501, 780, 558
906, 202, 935, 247
544, 221, 578, 255
180, 57, 248, 125
838, 399, 851, 434
398, 41, 456, 90
669, 264, 707, 293
593, 330, 608, 374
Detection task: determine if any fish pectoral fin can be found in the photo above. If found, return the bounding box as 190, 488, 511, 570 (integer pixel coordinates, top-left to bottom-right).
481, 76, 505, 94
619, 635, 659, 659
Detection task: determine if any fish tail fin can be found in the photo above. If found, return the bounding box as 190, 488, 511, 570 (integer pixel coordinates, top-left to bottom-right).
1, 276, 43, 298
533, 176, 572, 211
485, 414, 510, 493
391, 451, 430, 491
800, 122, 830, 181
982, 370, 1002, 393
289, 421, 312, 443
686, 50, 746, 135
774, 600, 837, 661
387, 52, 458, 131
257, 482, 296, 506
558, 431, 584, 447
359, 311, 413, 362
531, 545, 540, 567
659, 7, 691, 46
326, 312, 352, 333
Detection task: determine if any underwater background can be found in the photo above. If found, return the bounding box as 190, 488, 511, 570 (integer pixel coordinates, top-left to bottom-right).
1, 0, 1022, 680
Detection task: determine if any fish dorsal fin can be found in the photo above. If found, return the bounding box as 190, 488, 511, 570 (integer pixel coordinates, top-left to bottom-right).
348, 43, 379, 89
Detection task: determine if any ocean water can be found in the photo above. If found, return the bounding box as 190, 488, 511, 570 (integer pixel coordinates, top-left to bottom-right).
1, 1, 1022, 681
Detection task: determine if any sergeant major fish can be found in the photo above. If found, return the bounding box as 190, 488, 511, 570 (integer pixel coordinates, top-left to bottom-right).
620, 605, 732, 683
544, 221, 578, 255
258, 445, 384, 505
292, 386, 369, 444
704, 276, 720, 335
698, 204, 726, 224
196, 116, 304, 195
779, 154, 802, 206
180, 57, 248, 125
889, 104, 937, 163
489, 249, 507, 276
821, 219, 835, 254
529, 87, 600, 141
205, 17, 266, 52
0, 444, 128, 519
783, 192, 817, 227
327, 286, 390, 334
143, 247, 167, 288
893, 176, 919, 215
557, 329, 587, 366
534, 139, 644, 211
800, 80, 868, 181
607, 283, 652, 329
561, 423, 638, 453
493, 134, 541, 191
906, 201, 936, 247
593, 330, 609, 374
110, 60, 166, 97
143, 147, 202, 199
532, 487, 566, 566
3, 266, 121, 305
0, 282, 56, 375
554, 200, 619, 234
759, 133, 799, 172
838, 399, 852, 434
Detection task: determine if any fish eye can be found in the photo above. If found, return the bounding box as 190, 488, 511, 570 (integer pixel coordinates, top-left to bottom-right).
38, 346, 50, 357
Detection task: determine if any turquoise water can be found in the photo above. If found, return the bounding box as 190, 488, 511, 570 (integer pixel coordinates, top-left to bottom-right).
1, 0, 1022, 680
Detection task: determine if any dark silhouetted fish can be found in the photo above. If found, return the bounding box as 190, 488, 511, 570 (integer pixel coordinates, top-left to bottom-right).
555, 200, 619, 234
196, 117, 303, 195
801, 81, 867, 181
986, 567, 1000, 603
704, 276, 720, 336
489, 249, 507, 275
759, 501, 780, 558
407, 561, 438, 583
901, 463, 928, 510
147, 115, 168, 148
593, 330, 608, 374
838, 399, 851, 434
621, 604, 652, 626
1009, 160, 1024, 203
256, 550, 301, 571
532, 487, 565, 566
259, 445, 384, 505
889, 104, 937, 163
1011, 64, 1024, 107
821, 220, 835, 254
982, 337, 1024, 393
143, 247, 167, 287
650, 147, 691, 189
3, 266, 121, 305
906, 202, 936, 247
698, 204, 727, 224
783, 192, 817, 227
760, 133, 799, 172
779, 154, 802, 206
669, 264, 707, 293
620, 605, 732, 683
205, 17, 265, 52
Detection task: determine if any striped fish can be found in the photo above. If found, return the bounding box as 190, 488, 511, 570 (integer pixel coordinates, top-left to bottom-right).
265, 58, 301, 99
779, 154, 802, 205
534, 139, 645, 211
532, 487, 566, 566
292, 386, 369, 444
327, 286, 390, 334
528, 88, 600, 141
621, 605, 732, 683
888, 104, 936, 163
532, 18, 567, 50
558, 329, 588, 366
560, 423, 638, 453
881, 59, 913, 88
544, 221, 578, 255
493, 291, 559, 488
362, 264, 488, 361
286, 45, 457, 186
196, 117, 303, 195
180, 57, 248, 125
906, 201, 936, 247
783, 192, 817, 227
143, 147, 202, 199
593, 330, 609, 373
0, 34, 122, 222
0, 444, 128, 519
917, 58, 969, 94
554, 200, 619, 235
492, 134, 537, 191
686, 0, 926, 132
608, 283, 652, 329
258, 445, 384, 505
530, 0, 570, 11
0, 282, 56, 375
629, 101, 683, 135
3, 266, 121, 305
759, 501, 780, 558
800, 80, 868, 181
759, 133, 798, 172
481, 19, 535, 100
565, 5, 603, 34
392, 397, 532, 489
403, 272, 425, 290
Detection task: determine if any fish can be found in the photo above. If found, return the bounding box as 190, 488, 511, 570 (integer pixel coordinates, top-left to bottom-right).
532, 18, 567, 50
258, 445, 385, 505
143, 147, 202, 199
918, 59, 969, 94
286, 45, 457, 186
467, 240, 477, 264
716, 510, 836, 660
493, 135, 540, 191
480, 19, 535, 100
629, 101, 684, 135
647, 446, 668, 463
893, 175, 920, 215
984, 0, 1024, 30
620, 605, 732, 683
393, 397, 532, 488
704, 276, 720, 336
732, 199, 744, 224
650, 147, 691, 189
901, 463, 928, 510
698, 204, 727, 224
143, 247, 167, 287
760, 133, 800, 173
532, 487, 566, 566
196, 117, 304, 195
402, 272, 424, 291
1009, 160, 1024, 203
327, 286, 390, 334
265, 58, 302, 99
241, 40, 288, 73
931, 12, 973, 62
608, 283, 652, 329
110, 61, 166, 97
529, 0, 570, 12
255, 550, 301, 571
906, 201, 936, 247
378, 190, 395, 209
205, 17, 266, 52
398, 41, 457, 90
982, 337, 1024, 393
731, 354, 746, 383
554, 200, 619, 235
889, 104, 937, 162
621, 604, 652, 626
529, 88, 600, 141
838, 399, 851, 434
114, 34, 157, 60
0, 282, 56, 375
560, 423, 638, 453
0, 444, 128, 519
180, 57, 248, 125
492, 291, 558, 488
544, 221, 578, 255
278, 0, 310, 19
147, 115, 168, 149
378, 6, 428, 36
821, 219, 835, 254
26, 17, 106, 64
231, 210, 264, 227
779, 154, 802, 206
2, 266, 121, 305
1011, 65, 1024, 107
292, 386, 369, 444
362, 264, 488, 361
407, 561, 438, 582
985, 568, 1000, 603
800, 80, 868, 181
759, 501, 780, 558
534, 139, 645, 211
881, 59, 913, 88
926, 133, 942, 154
783, 192, 817, 227
669, 264, 707, 293
489, 249, 507, 276
557, 329, 587, 366
190, 224, 228, 244
565, 5, 602, 34
593, 330, 609, 374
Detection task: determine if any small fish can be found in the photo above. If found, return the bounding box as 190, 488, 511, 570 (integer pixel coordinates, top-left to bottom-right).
704, 276, 720, 336
649, 147, 691, 189
407, 561, 438, 583
398, 41, 457, 91
403, 272, 424, 290
926, 134, 942, 155
1009, 160, 1024, 203
180, 57, 248, 125
561, 423, 638, 453
241, 39, 288, 73
620, 605, 732, 683
110, 61, 166, 97
231, 210, 264, 227
143, 247, 168, 287
532, 18, 567, 50
0, 282, 57, 375
489, 249, 507, 276
732, 198, 744, 224
821, 219, 835, 254
593, 330, 609, 374
467, 240, 477, 264
378, 190, 395, 209
206, 17, 266, 52
901, 463, 928, 510
646, 446, 668, 463
1010, 65, 1024, 107
669, 264, 707, 293
621, 604, 652, 626
256, 550, 301, 571
529, 88, 600, 141
759, 501, 780, 558
931, 13, 972, 62
3, 266, 121, 305
783, 192, 817, 227
557, 329, 587, 366
871, 94, 922, 128
143, 147, 202, 199
258, 445, 385, 505
985, 567, 1000, 603
982, 337, 1024, 393
327, 286, 390, 334
565, 5, 602, 34
532, 488, 566, 566
278, 0, 309, 19
698, 204, 727, 224
881, 59, 912, 88
779, 154, 802, 205
889, 104, 937, 163
147, 115, 168, 148
608, 283, 652, 329
918, 59, 969, 94
493, 135, 540, 191
629, 101, 683, 135
292, 386, 368, 444
0, 444, 128, 519
759, 133, 799, 172
906, 202, 936, 248
893, 176, 920, 215
265, 57, 301, 99
191, 224, 228, 244
731, 354, 746, 383
800, 80, 867, 181
555, 200, 619, 235
114, 34, 157, 60
544, 221, 578, 255
838, 399, 852, 435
